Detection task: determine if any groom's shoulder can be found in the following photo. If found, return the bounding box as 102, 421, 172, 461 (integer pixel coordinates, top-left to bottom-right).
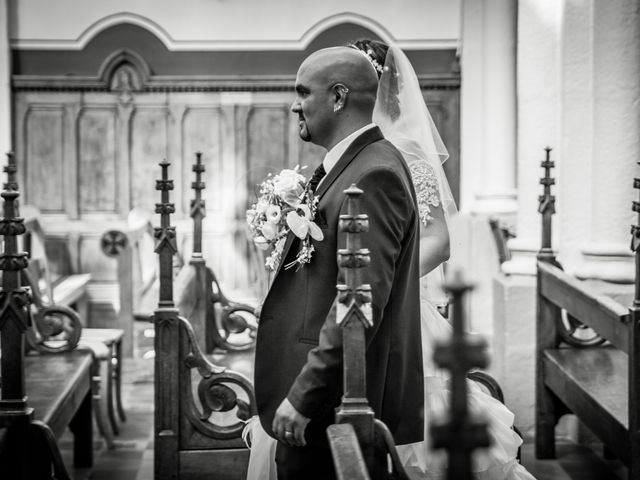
358, 137, 405, 167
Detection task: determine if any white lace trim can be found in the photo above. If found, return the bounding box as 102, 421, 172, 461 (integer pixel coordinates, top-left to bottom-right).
409, 161, 441, 226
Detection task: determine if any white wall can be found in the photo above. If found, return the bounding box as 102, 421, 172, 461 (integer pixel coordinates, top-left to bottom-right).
1, 0, 10, 159
9, 0, 460, 50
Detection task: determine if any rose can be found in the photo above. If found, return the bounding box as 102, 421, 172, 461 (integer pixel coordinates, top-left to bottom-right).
272, 169, 305, 207
265, 205, 282, 224
261, 221, 278, 241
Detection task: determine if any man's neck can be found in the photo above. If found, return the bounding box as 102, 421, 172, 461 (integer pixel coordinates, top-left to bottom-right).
325, 119, 372, 151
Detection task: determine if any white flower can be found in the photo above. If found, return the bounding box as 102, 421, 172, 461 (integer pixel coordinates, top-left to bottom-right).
265, 204, 281, 224
261, 221, 278, 240
286, 206, 324, 241
273, 169, 305, 207
256, 199, 269, 214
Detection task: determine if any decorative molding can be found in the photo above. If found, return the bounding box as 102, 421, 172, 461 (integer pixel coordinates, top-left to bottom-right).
13, 73, 460, 93
10, 11, 459, 52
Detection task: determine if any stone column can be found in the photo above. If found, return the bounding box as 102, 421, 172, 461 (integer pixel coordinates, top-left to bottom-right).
455, 0, 517, 337
0, 0, 11, 160
572, 0, 639, 283
460, 0, 517, 215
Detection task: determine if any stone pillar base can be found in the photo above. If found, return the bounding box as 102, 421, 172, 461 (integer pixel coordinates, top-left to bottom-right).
492, 272, 536, 436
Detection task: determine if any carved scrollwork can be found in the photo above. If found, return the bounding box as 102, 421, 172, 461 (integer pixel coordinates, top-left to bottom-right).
154, 226, 177, 254
100, 230, 128, 257
557, 310, 606, 348
216, 304, 259, 351
26, 304, 82, 353
0, 252, 29, 271
0, 216, 25, 236
180, 316, 256, 440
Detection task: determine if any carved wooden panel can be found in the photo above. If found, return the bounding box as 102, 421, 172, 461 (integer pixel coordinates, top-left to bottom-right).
246, 106, 289, 199
25, 107, 65, 212
130, 108, 169, 210
79, 108, 117, 212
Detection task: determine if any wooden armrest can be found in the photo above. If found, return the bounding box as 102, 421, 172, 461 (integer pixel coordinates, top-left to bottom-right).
52, 273, 91, 307
327, 423, 371, 480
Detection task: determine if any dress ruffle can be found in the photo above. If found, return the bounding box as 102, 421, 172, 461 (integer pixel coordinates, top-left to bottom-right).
394, 281, 536, 480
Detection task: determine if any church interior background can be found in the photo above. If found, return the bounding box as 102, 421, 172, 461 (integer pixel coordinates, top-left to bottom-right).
0, 0, 638, 478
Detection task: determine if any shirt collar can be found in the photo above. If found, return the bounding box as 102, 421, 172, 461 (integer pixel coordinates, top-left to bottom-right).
322, 123, 376, 177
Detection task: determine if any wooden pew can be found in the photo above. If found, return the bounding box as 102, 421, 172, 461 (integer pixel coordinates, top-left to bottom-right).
103, 153, 257, 356
153, 161, 256, 480
535, 150, 640, 478
20, 207, 122, 447
0, 153, 94, 479
100, 207, 160, 357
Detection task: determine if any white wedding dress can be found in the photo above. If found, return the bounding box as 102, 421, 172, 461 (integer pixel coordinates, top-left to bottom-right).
395, 275, 535, 480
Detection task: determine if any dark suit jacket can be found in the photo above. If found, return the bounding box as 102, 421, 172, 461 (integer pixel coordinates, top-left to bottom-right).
254, 126, 424, 446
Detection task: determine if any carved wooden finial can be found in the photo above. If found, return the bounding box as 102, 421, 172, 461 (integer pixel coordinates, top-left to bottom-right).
632, 167, 640, 306
0, 152, 31, 408
431, 270, 490, 480
3, 152, 19, 193
334, 184, 376, 473
538, 147, 556, 215
336, 184, 372, 328
154, 161, 177, 307
191, 152, 206, 256
537, 147, 557, 263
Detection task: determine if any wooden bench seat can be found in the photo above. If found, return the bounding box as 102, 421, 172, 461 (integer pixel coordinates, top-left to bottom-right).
22, 208, 125, 446
26, 351, 93, 442
541, 347, 629, 460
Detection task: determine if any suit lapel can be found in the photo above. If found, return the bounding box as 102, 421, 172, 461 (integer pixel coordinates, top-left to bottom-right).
314, 126, 384, 200
273, 126, 384, 280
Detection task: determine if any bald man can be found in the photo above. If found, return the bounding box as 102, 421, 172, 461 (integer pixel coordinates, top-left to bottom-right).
254, 47, 423, 479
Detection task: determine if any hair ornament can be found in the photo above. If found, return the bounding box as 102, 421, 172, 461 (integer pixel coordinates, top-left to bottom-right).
350, 44, 384, 76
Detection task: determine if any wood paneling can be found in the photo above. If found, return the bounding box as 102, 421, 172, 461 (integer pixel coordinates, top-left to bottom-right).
79, 108, 117, 212
14, 83, 460, 324
246, 106, 289, 198
25, 107, 65, 212
130, 108, 169, 210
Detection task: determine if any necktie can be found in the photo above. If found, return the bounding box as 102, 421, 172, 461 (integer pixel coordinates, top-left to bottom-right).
308, 163, 327, 193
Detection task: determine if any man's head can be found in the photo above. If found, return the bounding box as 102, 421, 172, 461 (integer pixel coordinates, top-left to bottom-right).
291, 47, 379, 150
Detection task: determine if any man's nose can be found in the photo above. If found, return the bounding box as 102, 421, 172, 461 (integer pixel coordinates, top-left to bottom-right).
291, 100, 301, 113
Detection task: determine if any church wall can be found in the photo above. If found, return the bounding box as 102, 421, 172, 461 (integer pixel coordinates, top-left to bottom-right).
8, 0, 460, 49
8, 13, 461, 333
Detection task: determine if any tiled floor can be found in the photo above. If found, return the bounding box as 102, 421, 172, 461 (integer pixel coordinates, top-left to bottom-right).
59, 344, 626, 480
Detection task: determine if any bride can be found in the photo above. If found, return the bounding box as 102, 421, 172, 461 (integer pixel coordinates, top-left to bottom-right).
243, 40, 536, 480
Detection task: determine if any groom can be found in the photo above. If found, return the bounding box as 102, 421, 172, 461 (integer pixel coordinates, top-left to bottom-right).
254, 46, 423, 479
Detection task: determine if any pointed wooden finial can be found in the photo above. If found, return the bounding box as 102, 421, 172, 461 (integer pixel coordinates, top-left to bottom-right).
154, 161, 177, 307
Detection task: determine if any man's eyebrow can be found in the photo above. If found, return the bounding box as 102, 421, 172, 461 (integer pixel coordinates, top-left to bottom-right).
295, 84, 309, 94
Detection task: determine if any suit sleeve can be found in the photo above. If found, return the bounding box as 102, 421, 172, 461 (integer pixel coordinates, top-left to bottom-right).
287, 166, 413, 418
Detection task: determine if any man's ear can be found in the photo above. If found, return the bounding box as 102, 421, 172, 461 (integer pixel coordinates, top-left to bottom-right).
332, 83, 349, 113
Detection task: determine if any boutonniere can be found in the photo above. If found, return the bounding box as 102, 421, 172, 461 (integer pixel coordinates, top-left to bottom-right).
247, 166, 324, 271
